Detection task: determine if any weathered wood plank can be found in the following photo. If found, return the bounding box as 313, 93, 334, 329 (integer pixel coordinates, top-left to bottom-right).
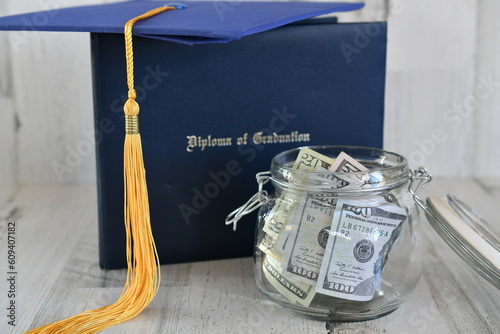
10, 30, 97, 184
0, 97, 17, 185
336, 0, 389, 22
384, 0, 479, 177
0, 1, 12, 97
474, 1, 500, 178
0, 2, 16, 186
6, 0, 118, 184
475, 177, 500, 207
0, 185, 98, 332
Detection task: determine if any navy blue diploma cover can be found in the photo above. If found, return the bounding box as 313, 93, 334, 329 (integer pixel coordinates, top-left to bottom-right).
0, 2, 387, 269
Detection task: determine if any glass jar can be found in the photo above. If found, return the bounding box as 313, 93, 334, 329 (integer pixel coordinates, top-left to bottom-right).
229, 146, 431, 321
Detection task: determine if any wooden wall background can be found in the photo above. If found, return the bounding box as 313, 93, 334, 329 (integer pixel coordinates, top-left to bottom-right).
0, 0, 499, 185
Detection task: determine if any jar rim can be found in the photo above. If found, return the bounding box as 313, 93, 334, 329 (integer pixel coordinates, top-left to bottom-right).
270, 145, 410, 192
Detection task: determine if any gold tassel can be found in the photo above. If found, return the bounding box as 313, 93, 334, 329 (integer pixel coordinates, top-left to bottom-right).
25, 6, 176, 333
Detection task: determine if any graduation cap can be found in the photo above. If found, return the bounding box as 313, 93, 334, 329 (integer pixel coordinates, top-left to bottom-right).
0, 1, 363, 44
0, 1, 364, 333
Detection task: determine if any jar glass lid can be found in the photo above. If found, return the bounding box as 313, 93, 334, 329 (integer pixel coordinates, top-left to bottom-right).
425, 194, 500, 289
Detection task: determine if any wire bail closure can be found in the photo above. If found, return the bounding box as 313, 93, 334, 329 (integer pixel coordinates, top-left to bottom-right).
226, 168, 433, 231
409, 167, 433, 213
225, 171, 271, 231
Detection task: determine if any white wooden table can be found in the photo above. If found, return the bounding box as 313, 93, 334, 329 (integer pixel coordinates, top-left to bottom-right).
1, 178, 499, 334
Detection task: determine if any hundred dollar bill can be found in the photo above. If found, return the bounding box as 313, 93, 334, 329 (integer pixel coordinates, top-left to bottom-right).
280, 197, 334, 285
263, 255, 316, 307
316, 199, 407, 301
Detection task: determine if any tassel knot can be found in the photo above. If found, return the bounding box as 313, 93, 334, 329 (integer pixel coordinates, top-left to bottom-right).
124, 98, 140, 116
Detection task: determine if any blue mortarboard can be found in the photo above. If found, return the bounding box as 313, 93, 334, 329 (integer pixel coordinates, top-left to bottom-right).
0, 1, 364, 45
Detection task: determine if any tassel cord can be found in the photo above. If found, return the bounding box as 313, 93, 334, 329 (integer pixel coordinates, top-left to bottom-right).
25, 6, 175, 334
